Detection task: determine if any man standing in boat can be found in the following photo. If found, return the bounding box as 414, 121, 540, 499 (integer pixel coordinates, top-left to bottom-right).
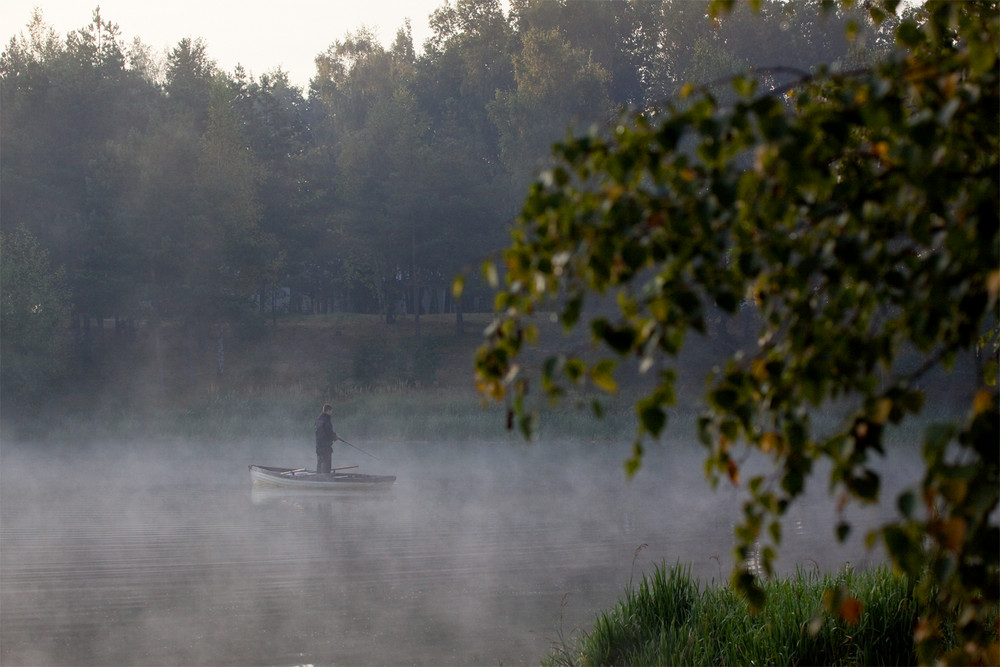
314, 403, 338, 474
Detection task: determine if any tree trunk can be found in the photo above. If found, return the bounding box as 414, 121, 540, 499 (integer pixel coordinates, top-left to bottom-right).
412, 228, 420, 337
271, 285, 277, 326
152, 322, 165, 392
216, 323, 225, 377
414, 285, 422, 337
150, 266, 166, 394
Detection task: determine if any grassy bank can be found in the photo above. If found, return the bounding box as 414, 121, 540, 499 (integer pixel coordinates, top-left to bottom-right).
6, 311, 706, 444
5, 310, 976, 446
545, 563, 923, 666
50, 384, 648, 444
32, 385, 667, 447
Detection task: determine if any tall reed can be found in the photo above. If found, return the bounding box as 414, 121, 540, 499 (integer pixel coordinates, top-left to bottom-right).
543, 563, 921, 666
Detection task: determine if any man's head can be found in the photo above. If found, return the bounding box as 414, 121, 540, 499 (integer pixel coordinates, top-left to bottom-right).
323, 403, 333, 414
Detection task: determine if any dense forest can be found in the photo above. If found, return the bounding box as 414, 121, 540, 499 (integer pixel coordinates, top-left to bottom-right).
1, 0, 896, 409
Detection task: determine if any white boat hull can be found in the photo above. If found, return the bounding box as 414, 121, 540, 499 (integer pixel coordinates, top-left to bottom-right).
248, 465, 396, 491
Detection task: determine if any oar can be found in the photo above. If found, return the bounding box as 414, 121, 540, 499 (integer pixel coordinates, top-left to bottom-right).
337, 437, 381, 461
280, 468, 307, 476
332, 465, 359, 472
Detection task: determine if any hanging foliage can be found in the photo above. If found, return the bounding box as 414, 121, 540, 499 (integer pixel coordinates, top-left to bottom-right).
473, 1, 999, 662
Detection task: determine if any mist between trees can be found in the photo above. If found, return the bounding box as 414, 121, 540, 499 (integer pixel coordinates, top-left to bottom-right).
0, 0, 900, 415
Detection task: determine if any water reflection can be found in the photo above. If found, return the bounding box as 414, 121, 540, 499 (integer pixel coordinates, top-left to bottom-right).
250, 485, 397, 506
1, 439, 898, 665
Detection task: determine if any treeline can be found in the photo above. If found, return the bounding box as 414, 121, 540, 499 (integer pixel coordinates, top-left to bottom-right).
0, 0, 893, 404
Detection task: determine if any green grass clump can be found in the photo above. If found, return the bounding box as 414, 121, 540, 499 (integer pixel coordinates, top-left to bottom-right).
545, 563, 919, 666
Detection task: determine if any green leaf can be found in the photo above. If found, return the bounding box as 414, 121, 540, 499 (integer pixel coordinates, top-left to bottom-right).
868, 6, 887, 25
732, 569, 767, 613
983, 359, 998, 388
637, 399, 667, 437
710, 387, 740, 411
732, 76, 757, 99
561, 294, 583, 328
768, 520, 782, 543
882, 526, 924, 577
591, 319, 638, 354
896, 21, 924, 48
836, 522, 851, 542
563, 357, 587, 383
624, 441, 644, 478
846, 469, 880, 501
923, 423, 955, 459
590, 359, 618, 393
897, 491, 917, 518
782, 469, 804, 496
715, 290, 739, 313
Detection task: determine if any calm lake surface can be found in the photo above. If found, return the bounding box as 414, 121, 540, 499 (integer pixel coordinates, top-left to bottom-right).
1, 437, 910, 665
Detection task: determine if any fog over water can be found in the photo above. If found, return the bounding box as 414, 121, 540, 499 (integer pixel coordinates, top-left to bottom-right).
1, 436, 917, 665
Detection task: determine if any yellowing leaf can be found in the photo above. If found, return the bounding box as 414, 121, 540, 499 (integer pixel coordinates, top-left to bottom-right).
839, 597, 863, 626
483, 261, 499, 288
590, 361, 618, 393
475, 378, 504, 402
727, 458, 740, 485
760, 431, 782, 454
982, 640, 1000, 667
986, 269, 999, 302
872, 398, 893, 424
604, 184, 625, 201
873, 141, 890, 162
932, 517, 967, 551
914, 618, 939, 643
973, 389, 993, 415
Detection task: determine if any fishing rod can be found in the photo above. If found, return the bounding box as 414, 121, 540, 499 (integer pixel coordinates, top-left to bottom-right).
337, 437, 381, 461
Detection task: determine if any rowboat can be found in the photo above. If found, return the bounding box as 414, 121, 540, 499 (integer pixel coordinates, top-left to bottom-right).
248, 464, 396, 491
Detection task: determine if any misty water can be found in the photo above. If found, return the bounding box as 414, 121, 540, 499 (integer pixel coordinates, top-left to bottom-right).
1, 435, 917, 665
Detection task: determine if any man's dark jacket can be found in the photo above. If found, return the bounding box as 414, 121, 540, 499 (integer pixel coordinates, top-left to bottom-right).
315, 412, 336, 452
